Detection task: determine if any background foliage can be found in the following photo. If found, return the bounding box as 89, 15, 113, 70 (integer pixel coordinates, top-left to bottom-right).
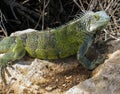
0, 0, 120, 39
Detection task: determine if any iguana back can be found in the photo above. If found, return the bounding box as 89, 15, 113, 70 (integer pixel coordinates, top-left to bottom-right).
22, 24, 86, 59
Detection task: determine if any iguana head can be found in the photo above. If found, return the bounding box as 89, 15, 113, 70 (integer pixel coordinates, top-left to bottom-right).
79, 11, 110, 32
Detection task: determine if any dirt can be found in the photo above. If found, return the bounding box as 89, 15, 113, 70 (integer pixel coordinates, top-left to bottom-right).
39, 61, 91, 92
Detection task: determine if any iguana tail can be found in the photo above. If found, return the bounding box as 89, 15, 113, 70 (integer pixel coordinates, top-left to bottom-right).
0, 36, 26, 85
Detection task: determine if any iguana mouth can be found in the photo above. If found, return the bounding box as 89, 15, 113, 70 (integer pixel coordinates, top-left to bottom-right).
89, 18, 110, 32
89, 11, 110, 32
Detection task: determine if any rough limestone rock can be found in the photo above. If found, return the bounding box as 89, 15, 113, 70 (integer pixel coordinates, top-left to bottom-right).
66, 50, 120, 94
0, 59, 78, 94
1, 48, 120, 94
0, 53, 92, 94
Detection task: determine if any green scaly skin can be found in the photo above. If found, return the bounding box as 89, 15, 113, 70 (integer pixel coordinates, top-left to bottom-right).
0, 11, 110, 85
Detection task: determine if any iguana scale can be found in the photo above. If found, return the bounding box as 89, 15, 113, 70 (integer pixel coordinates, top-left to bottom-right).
0, 11, 110, 84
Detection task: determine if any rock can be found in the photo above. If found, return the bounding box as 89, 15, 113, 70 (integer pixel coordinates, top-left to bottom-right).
66, 50, 120, 94
10, 29, 37, 36
0, 56, 83, 94
45, 85, 57, 91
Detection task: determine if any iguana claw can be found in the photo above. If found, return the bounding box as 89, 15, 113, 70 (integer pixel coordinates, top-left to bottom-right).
0, 66, 7, 85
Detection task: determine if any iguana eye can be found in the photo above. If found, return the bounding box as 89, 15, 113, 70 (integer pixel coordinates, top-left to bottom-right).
94, 14, 100, 21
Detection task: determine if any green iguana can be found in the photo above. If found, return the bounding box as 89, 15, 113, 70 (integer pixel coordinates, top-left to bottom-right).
0, 11, 110, 84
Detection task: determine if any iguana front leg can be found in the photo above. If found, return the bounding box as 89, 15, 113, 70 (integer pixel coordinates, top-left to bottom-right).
77, 36, 105, 70
0, 37, 26, 85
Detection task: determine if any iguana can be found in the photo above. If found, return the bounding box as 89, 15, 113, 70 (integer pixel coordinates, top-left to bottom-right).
0, 11, 110, 84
